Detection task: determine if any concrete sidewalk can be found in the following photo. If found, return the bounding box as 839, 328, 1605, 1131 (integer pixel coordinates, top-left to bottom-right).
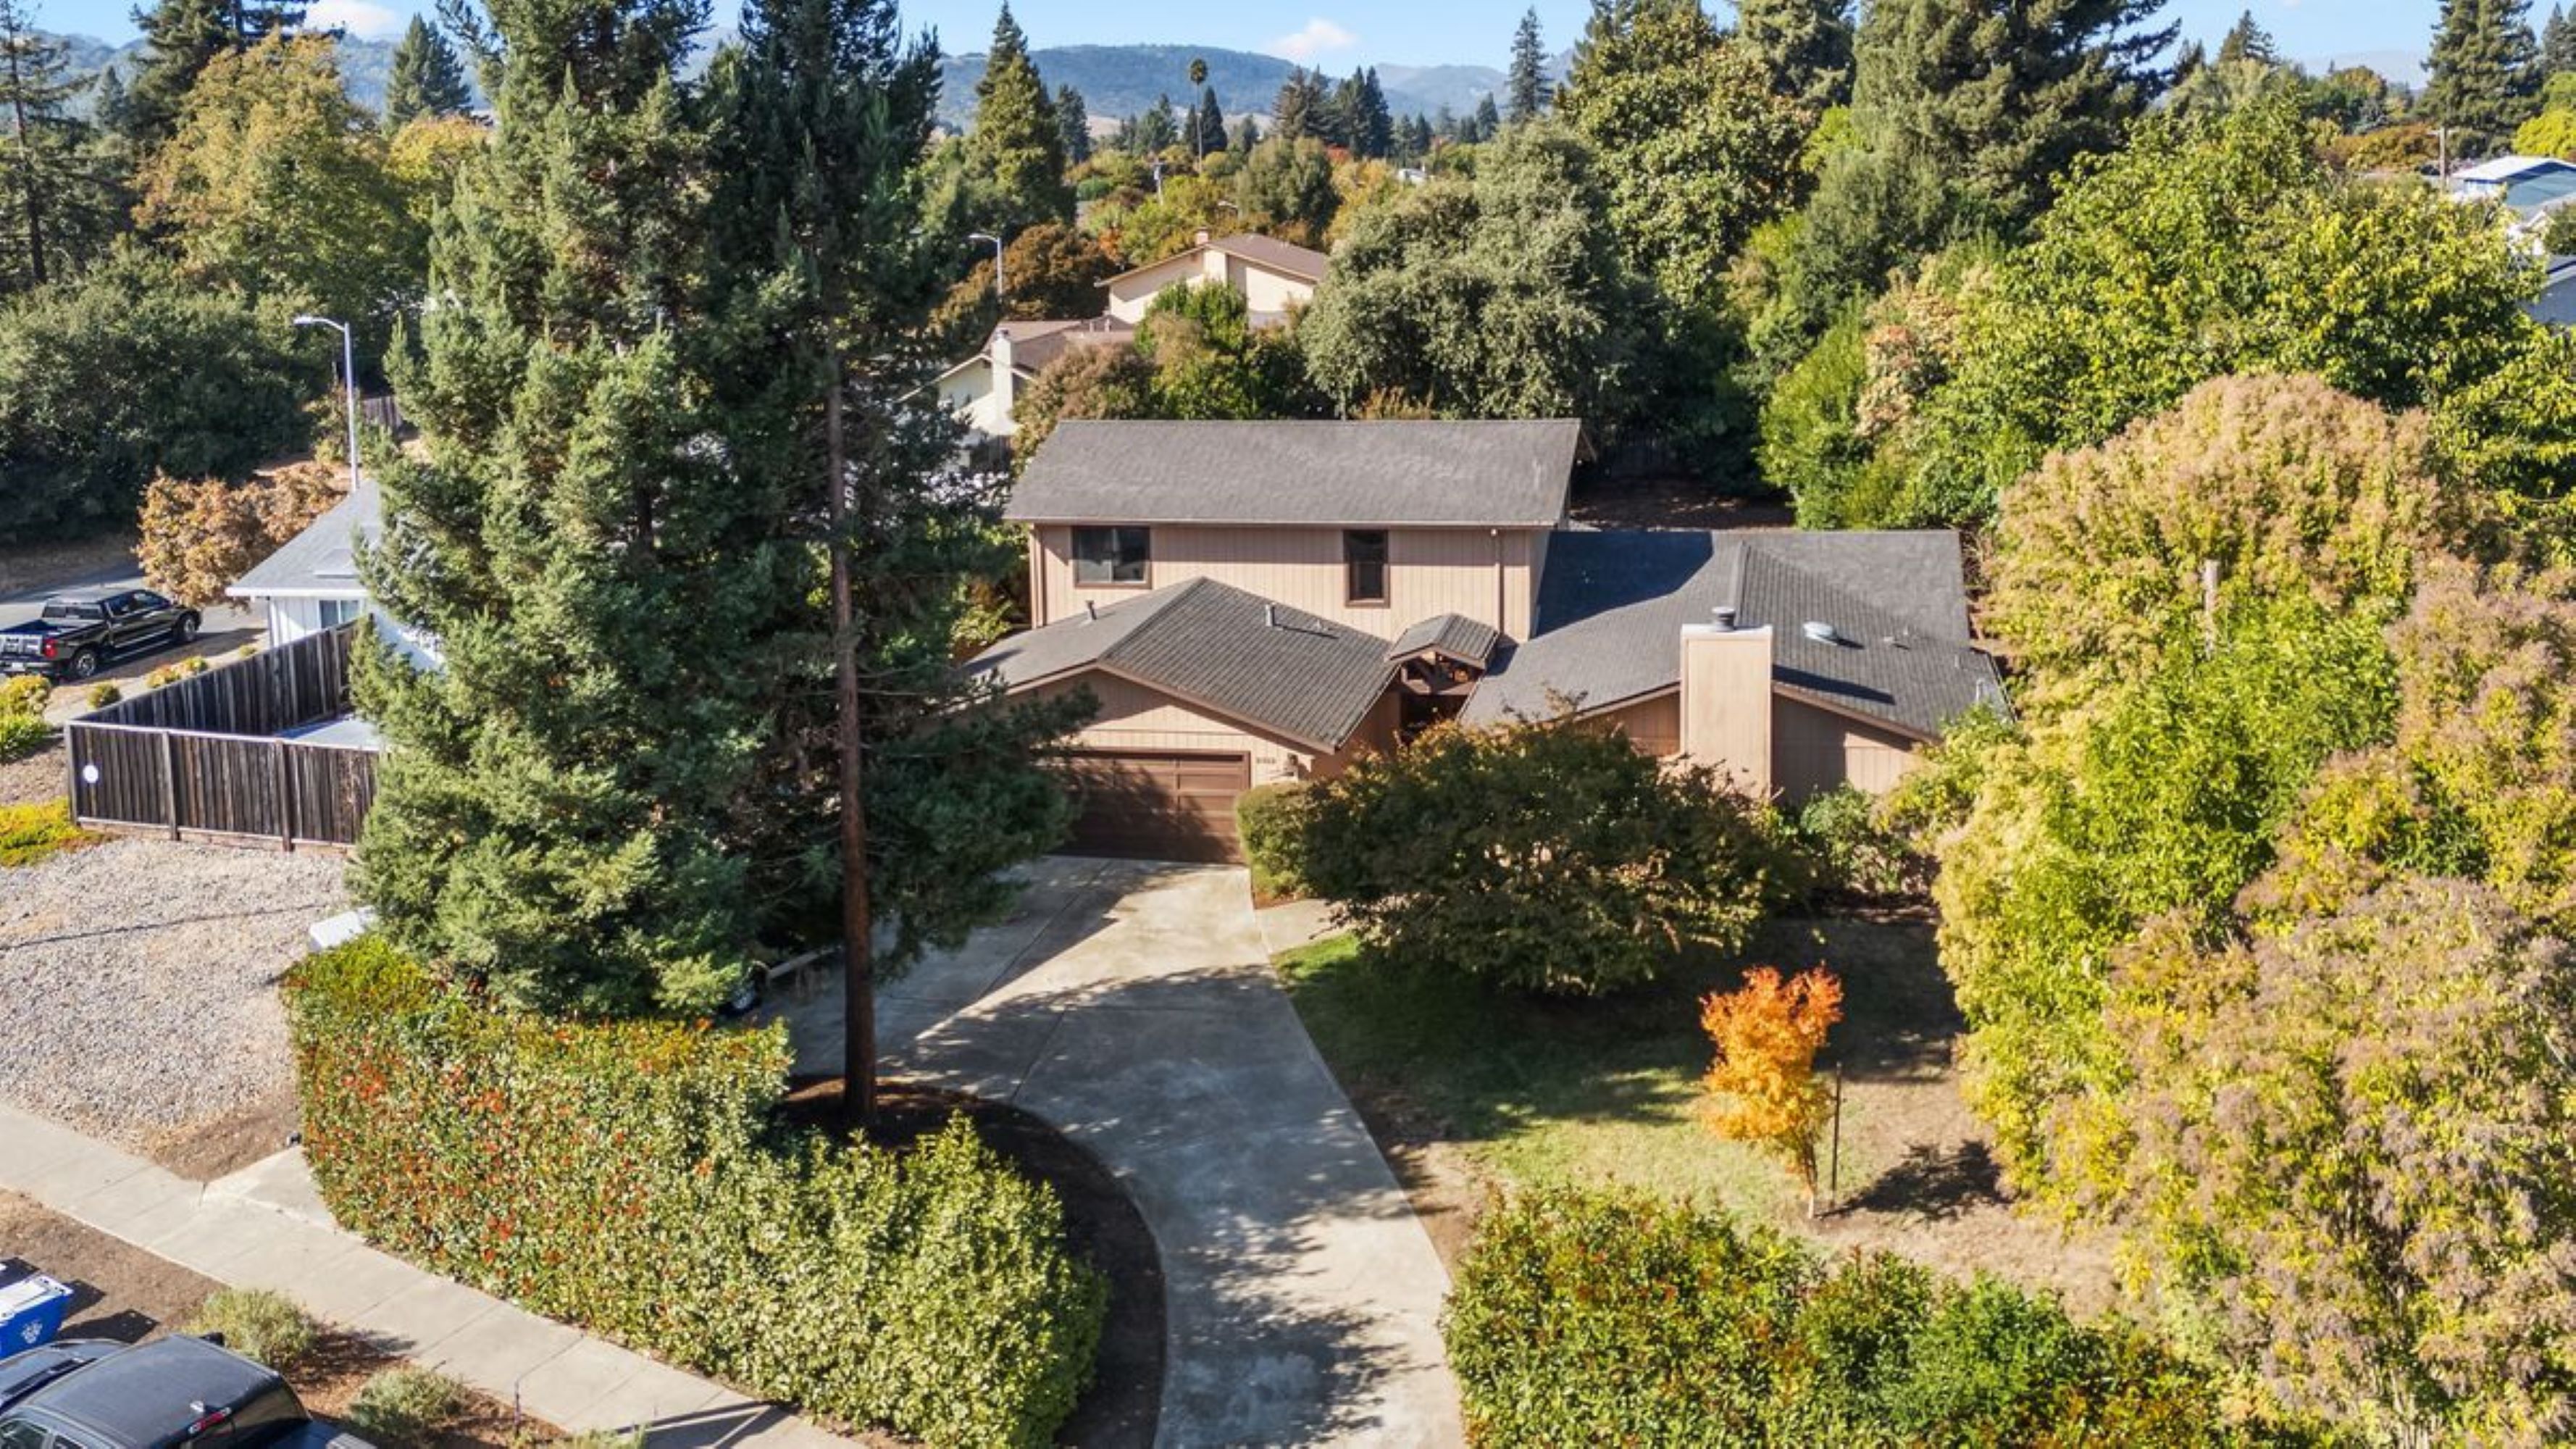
765, 857, 1466, 1448
0, 1105, 848, 1449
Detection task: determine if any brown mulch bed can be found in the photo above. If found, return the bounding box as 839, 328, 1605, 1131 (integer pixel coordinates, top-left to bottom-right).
782, 1080, 1164, 1449
0, 742, 67, 809
145, 1086, 304, 1183
0, 1193, 543, 1448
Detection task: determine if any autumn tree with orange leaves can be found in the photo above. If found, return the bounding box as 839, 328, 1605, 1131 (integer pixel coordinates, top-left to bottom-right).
1700, 966, 1843, 1214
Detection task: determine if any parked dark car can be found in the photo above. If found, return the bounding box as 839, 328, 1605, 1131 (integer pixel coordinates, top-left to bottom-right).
0, 589, 200, 682
0, 1335, 370, 1449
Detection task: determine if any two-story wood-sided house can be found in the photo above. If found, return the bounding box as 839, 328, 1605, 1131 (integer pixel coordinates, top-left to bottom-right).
968, 419, 2007, 861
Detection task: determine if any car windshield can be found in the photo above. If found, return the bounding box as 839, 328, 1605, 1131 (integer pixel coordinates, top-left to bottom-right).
38, 603, 103, 623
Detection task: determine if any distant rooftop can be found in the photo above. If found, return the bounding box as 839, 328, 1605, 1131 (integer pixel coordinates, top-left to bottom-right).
229, 478, 376, 599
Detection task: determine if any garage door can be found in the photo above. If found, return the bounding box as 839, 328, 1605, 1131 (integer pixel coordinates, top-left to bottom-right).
1060, 749, 1252, 864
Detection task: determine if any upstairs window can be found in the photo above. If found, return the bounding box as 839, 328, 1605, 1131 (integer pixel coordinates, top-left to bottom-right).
1072, 526, 1152, 586
1345, 530, 1389, 605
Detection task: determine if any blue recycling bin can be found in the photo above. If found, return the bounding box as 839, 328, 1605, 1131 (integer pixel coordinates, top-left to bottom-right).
0, 1274, 71, 1359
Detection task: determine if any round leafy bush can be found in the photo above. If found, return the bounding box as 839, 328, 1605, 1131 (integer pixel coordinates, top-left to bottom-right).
84, 682, 122, 710
1234, 782, 1311, 901
185, 1289, 319, 1371
345, 1369, 466, 1446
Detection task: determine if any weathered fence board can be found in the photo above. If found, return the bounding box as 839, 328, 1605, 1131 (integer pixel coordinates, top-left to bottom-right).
66, 625, 377, 847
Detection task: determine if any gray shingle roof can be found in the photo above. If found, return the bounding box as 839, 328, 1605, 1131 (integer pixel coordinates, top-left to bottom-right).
1387, 613, 1501, 667
1006, 420, 1581, 527
968, 577, 1396, 750
1462, 529, 2003, 741
227, 478, 378, 598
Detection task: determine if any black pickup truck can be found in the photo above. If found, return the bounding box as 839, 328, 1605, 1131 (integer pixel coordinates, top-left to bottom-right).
0, 1335, 373, 1449
0, 588, 200, 682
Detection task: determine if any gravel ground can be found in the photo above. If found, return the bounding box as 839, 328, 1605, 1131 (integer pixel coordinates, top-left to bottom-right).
0, 839, 346, 1145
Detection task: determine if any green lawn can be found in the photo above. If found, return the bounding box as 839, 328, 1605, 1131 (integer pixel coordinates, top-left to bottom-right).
1275, 914, 1965, 1222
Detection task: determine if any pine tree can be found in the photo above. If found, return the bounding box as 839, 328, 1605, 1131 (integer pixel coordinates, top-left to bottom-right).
1273, 66, 1323, 141
0, 0, 106, 292
2546, 4, 2576, 77
2428, 0, 2543, 153
1473, 91, 1500, 138
1053, 83, 1090, 164
124, 0, 230, 147
1506, 7, 1550, 122
1192, 83, 1225, 154
1736, 0, 1856, 112
700, 0, 1082, 1120
352, 0, 766, 1016
2215, 9, 2278, 67
1229, 112, 1258, 151
91, 64, 130, 133
381, 14, 470, 127
964, 1, 1069, 228
1129, 91, 1177, 154
1355, 66, 1392, 157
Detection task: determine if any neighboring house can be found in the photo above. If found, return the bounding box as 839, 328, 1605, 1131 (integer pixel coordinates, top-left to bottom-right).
1100, 230, 1330, 327
2451, 154, 2576, 212
968, 419, 2006, 861
2535, 254, 2576, 327
935, 229, 1329, 443
933, 316, 1134, 440
227, 478, 438, 669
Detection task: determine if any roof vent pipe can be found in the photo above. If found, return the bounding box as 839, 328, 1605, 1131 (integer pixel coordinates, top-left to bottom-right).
1265, 603, 1279, 629
1085, 600, 1098, 622
1712, 606, 1737, 631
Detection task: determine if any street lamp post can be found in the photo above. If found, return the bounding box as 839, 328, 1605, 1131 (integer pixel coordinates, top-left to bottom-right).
967, 232, 1005, 300
293, 315, 361, 493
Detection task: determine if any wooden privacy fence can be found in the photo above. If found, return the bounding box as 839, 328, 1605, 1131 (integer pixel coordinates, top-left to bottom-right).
64, 625, 378, 848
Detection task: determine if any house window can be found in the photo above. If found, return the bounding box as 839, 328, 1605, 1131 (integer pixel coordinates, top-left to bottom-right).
1072, 527, 1151, 586
1345, 530, 1389, 605
318, 598, 363, 630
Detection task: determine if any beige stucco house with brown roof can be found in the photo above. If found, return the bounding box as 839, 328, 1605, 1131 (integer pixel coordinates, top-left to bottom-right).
935, 230, 1330, 442
969, 419, 2006, 861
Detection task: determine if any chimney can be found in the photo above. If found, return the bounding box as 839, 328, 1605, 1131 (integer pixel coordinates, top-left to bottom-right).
1678, 622, 1773, 798
990, 327, 1016, 427
1194, 227, 1212, 247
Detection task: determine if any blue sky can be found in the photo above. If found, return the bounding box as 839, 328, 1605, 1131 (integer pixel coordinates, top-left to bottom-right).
49, 0, 2440, 75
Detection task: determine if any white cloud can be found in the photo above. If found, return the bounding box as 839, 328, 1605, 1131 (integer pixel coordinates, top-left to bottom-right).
1268, 17, 1356, 62
305, 0, 404, 38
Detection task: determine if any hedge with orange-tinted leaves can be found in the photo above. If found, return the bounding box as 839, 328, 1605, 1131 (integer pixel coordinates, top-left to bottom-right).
286, 937, 1104, 1449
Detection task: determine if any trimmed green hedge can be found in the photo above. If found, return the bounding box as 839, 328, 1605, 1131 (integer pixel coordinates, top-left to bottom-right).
1236, 781, 1311, 901
1444, 1190, 2322, 1448
286, 939, 1106, 1449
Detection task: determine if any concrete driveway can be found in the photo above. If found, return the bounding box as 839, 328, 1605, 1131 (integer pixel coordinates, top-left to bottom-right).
764, 857, 1465, 1448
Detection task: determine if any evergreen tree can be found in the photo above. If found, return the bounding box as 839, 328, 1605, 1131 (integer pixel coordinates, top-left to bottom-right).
123, 0, 230, 147
2172, 37, 2208, 85
701, 0, 1081, 1117
1129, 91, 1177, 153
1273, 66, 1323, 140
2215, 8, 2278, 67
1507, 7, 1550, 122
963, 1, 1069, 229
1736, 0, 1856, 112
0, 0, 109, 293
2546, 4, 2576, 77
2428, 0, 2543, 153
351, 0, 762, 1016
1473, 91, 1500, 138
1053, 82, 1090, 164
382, 14, 471, 126
1192, 83, 1224, 154
1355, 66, 1392, 156
1433, 99, 1458, 141
1229, 113, 1258, 151
91, 64, 130, 133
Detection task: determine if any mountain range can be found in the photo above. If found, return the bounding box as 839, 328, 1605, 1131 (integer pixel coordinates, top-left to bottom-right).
45, 31, 2420, 130
45, 32, 1506, 125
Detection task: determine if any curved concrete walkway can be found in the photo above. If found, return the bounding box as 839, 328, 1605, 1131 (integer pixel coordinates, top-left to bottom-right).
766, 857, 1464, 1448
